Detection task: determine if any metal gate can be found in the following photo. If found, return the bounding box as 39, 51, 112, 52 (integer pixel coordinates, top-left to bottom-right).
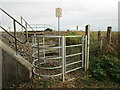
32, 35, 87, 81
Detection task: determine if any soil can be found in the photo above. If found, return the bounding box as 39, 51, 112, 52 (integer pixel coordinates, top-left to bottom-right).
8, 69, 120, 88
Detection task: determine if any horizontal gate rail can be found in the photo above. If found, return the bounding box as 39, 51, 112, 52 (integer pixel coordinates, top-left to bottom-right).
32, 35, 62, 38
32, 46, 62, 49
66, 67, 83, 74
65, 53, 82, 58
66, 60, 82, 67
66, 44, 82, 48
65, 35, 82, 37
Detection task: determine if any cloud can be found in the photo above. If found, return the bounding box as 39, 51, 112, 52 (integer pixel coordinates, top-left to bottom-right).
1, 0, 119, 31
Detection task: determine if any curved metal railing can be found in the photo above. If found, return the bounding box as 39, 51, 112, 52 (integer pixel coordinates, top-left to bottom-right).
32, 35, 86, 81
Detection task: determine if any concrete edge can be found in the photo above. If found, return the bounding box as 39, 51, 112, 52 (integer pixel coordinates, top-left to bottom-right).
0, 40, 33, 78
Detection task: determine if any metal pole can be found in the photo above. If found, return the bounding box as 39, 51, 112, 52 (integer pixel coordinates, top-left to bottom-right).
13, 20, 18, 55
64, 37, 66, 75
13, 20, 18, 84
82, 35, 85, 68
62, 36, 65, 82
37, 37, 40, 77
58, 17, 61, 65
58, 17, 60, 32
32, 37, 35, 61
20, 17, 23, 32
43, 37, 45, 62
25, 22, 28, 39
85, 35, 87, 71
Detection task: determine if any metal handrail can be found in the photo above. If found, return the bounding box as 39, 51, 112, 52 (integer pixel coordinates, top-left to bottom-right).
21, 17, 35, 32
0, 8, 27, 32
0, 8, 28, 44
0, 26, 27, 44
29, 24, 57, 31
0, 8, 35, 54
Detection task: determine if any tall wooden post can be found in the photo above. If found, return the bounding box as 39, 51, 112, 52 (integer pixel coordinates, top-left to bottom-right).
76, 26, 78, 31
98, 31, 102, 50
107, 27, 112, 44
85, 25, 90, 71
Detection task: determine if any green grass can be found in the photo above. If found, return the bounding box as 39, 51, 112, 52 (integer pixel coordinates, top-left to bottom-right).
39, 80, 57, 88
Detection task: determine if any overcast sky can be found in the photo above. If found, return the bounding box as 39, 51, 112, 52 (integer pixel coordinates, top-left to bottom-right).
1, 0, 119, 31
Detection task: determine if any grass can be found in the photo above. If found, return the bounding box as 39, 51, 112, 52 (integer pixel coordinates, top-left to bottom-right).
39, 80, 57, 88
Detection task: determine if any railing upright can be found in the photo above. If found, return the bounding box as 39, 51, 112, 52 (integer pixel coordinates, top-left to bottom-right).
13, 20, 17, 54
84, 35, 87, 71
82, 35, 85, 68
62, 36, 65, 82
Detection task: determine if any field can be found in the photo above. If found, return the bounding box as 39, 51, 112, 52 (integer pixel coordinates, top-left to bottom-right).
2, 31, 120, 88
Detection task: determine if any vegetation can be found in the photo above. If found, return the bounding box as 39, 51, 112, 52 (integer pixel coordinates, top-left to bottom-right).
39, 80, 57, 88
64, 32, 82, 45
89, 55, 120, 82
88, 31, 120, 87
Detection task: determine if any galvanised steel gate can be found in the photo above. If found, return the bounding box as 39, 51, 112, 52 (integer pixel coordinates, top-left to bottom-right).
32, 35, 87, 81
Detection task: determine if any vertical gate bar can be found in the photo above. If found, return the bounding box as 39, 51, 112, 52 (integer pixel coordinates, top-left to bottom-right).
32, 37, 35, 61
32, 37, 33, 58
13, 20, 17, 55
82, 35, 84, 68
59, 36, 61, 65
85, 35, 87, 71
34, 33, 36, 44
58, 16, 61, 65
62, 36, 65, 82
64, 36, 66, 74
37, 37, 40, 76
25, 22, 28, 39
20, 17, 23, 32
13, 20, 18, 84
43, 37, 45, 62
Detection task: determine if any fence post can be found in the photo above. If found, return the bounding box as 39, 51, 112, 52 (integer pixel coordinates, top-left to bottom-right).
76, 26, 78, 31
98, 31, 102, 50
107, 26, 112, 44
85, 25, 90, 71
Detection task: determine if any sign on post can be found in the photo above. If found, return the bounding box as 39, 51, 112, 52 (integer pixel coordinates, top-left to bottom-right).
56, 8, 62, 17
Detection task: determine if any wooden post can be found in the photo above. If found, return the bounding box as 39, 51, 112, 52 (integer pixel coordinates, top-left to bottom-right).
107, 27, 112, 44
98, 31, 102, 50
76, 26, 78, 31
85, 25, 90, 71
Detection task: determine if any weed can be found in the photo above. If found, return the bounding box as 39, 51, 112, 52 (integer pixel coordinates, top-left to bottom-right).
64, 32, 82, 45
39, 80, 57, 88
89, 55, 120, 83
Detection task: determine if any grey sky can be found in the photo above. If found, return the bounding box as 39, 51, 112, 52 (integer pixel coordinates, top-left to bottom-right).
1, 0, 119, 31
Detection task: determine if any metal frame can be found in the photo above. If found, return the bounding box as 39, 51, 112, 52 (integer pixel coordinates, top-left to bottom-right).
32, 35, 87, 81
28, 24, 57, 31
0, 8, 35, 55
